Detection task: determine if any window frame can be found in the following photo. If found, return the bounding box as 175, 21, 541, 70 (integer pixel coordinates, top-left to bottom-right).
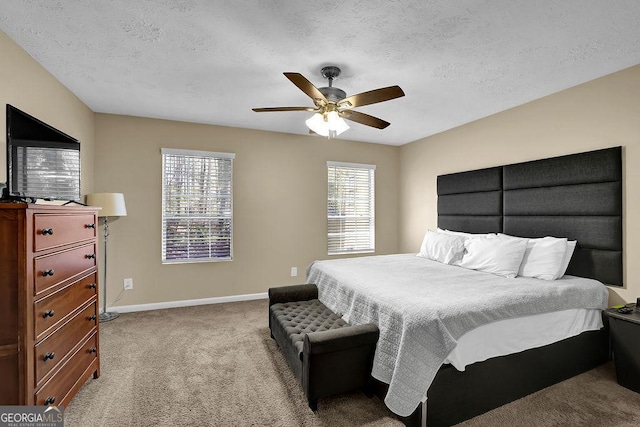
161, 148, 235, 264
327, 161, 376, 255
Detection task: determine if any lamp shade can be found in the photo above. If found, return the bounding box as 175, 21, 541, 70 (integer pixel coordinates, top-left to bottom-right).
86, 193, 127, 217
325, 111, 349, 134
305, 113, 329, 137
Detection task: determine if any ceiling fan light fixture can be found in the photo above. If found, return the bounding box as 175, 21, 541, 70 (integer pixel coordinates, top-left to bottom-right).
305, 112, 349, 138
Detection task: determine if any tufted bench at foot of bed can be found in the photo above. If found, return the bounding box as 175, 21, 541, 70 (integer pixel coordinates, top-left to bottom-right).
268, 284, 379, 411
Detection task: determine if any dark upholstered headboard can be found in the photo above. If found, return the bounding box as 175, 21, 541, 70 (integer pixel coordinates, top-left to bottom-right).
437, 147, 622, 286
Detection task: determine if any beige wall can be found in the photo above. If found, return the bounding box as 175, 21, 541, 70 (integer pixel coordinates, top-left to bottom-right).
399, 64, 640, 305
94, 114, 399, 307
0, 30, 95, 194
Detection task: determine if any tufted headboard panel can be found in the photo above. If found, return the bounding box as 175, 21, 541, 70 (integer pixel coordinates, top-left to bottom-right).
437, 147, 622, 286
437, 167, 503, 234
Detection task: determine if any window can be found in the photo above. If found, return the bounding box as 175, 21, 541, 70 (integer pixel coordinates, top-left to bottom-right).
327, 161, 375, 255
161, 148, 234, 263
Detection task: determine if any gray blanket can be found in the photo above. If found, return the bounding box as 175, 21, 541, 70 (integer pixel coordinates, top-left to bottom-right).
306, 254, 609, 417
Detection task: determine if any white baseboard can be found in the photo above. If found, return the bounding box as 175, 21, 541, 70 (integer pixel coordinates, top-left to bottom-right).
109, 292, 268, 314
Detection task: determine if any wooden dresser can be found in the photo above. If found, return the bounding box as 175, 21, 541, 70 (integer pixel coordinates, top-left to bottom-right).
0, 203, 100, 407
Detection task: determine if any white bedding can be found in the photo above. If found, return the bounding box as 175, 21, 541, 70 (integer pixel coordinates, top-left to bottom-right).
444, 308, 603, 370
307, 254, 608, 417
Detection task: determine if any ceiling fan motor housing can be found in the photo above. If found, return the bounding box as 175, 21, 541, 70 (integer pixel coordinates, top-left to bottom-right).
319, 86, 346, 103
319, 66, 346, 102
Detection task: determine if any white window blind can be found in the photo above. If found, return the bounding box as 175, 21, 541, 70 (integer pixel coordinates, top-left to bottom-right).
161, 148, 234, 263
327, 161, 375, 255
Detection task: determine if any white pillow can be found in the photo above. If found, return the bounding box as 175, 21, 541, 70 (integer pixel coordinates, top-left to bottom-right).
457, 237, 528, 278
517, 237, 568, 280
557, 240, 577, 278
498, 234, 577, 280
437, 228, 497, 239
418, 230, 467, 264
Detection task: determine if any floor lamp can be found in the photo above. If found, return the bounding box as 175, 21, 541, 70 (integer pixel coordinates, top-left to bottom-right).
86, 192, 127, 322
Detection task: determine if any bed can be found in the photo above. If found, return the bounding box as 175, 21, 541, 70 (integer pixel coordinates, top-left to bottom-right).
307, 147, 622, 426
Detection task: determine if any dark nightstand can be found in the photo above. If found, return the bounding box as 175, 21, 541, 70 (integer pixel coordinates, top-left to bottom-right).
605, 304, 640, 393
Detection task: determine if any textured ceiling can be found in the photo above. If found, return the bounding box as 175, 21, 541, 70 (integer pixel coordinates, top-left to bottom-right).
1, 1, 640, 146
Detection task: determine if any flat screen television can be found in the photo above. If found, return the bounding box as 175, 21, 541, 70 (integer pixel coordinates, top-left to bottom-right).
4, 105, 81, 202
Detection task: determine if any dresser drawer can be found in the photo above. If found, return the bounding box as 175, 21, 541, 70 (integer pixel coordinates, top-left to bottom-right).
34, 214, 97, 252
35, 332, 98, 407
34, 244, 97, 295
34, 302, 97, 385
34, 273, 97, 341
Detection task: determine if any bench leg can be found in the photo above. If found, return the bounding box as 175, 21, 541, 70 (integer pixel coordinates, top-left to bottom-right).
308, 398, 318, 411
363, 381, 375, 398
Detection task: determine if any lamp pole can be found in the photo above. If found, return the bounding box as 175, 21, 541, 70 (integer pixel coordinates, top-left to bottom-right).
86, 192, 127, 322
99, 216, 119, 322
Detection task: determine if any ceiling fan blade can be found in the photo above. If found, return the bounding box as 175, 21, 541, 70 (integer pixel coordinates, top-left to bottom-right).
252, 107, 317, 112
338, 85, 405, 108
340, 110, 390, 129
284, 72, 328, 104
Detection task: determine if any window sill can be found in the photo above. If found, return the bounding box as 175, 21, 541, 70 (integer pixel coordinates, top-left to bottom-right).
162, 257, 232, 265
328, 250, 375, 256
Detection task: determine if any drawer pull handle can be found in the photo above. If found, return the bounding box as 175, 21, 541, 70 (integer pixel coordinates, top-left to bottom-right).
44, 396, 56, 405
88, 283, 97, 289
86, 223, 96, 229
88, 315, 97, 321
42, 269, 55, 277
89, 347, 97, 354
43, 352, 55, 361
43, 310, 55, 318
86, 253, 96, 259
41, 228, 54, 235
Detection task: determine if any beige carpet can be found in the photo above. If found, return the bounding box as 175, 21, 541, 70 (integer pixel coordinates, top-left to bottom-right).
65, 299, 640, 426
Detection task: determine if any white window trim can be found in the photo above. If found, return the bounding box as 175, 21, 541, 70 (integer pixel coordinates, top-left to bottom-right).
327, 161, 376, 255
327, 161, 376, 170
161, 148, 235, 264
161, 148, 235, 160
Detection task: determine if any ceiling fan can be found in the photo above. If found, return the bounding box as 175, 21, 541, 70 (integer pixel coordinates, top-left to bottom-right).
252, 66, 405, 138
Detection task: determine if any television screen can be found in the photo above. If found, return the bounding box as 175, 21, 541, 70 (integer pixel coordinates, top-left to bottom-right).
5, 105, 81, 201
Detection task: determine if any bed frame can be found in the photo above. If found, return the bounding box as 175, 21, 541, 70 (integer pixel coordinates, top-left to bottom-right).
383, 147, 622, 426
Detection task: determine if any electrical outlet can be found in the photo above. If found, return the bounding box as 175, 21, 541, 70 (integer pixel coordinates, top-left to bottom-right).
124, 278, 133, 290
290, 267, 298, 277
